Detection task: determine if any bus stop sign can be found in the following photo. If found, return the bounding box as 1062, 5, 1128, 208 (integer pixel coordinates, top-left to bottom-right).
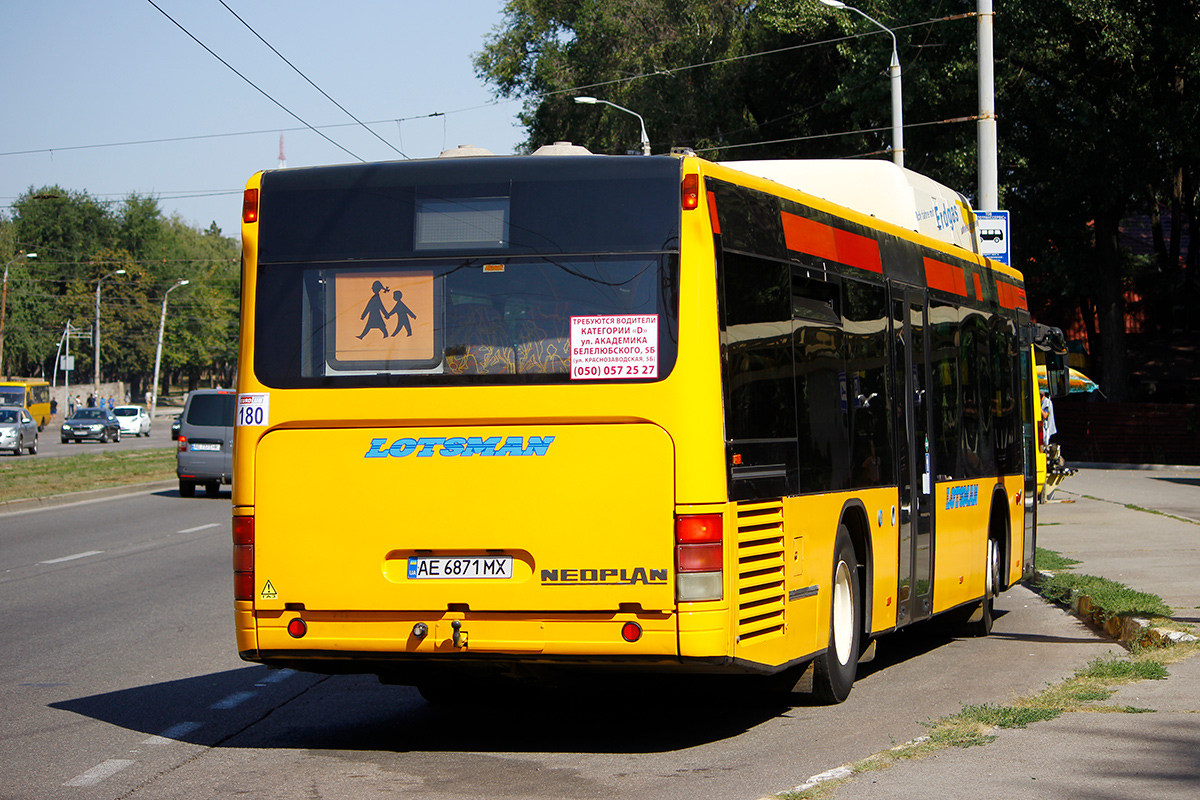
977, 210, 1010, 265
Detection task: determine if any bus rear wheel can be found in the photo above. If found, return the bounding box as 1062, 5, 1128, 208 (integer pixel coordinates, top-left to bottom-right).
811, 526, 861, 704
961, 538, 999, 637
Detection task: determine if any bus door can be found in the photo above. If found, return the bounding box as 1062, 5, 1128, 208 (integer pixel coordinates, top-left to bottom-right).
892, 288, 934, 625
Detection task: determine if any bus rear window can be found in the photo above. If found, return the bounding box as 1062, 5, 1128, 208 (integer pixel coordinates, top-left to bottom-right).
254, 255, 679, 387
186, 394, 236, 426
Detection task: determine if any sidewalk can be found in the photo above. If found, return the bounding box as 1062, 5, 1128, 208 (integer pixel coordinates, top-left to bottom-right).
811, 466, 1200, 799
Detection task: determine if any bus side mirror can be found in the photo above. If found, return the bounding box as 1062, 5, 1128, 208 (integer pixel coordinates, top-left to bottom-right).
1045, 351, 1069, 399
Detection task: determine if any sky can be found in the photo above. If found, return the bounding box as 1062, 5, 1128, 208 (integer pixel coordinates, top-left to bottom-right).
2, 0, 527, 241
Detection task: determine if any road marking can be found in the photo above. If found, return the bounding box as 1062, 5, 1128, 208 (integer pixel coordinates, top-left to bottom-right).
40, 550, 102, 565
210, 690, 256, 710
176, 523, 220, 534
142, 721, 203, 745
255, 667, 295, 686
63, 759, 134, 787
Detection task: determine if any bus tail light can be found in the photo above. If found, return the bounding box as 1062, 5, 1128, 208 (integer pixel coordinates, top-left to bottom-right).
243, 188, 260, 223
681, 173, 700, 210
233, 515, 255, 601
675, 513, 723, 602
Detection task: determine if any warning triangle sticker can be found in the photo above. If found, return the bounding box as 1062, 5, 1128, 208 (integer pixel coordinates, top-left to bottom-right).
260, 580, 278, 600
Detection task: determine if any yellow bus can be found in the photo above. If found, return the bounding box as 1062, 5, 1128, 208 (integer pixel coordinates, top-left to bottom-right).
0, 380, 51, 430
233, 149, 1066, 703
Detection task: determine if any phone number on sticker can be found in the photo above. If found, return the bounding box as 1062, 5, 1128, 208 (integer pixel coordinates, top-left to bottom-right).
572, 365, 656, 378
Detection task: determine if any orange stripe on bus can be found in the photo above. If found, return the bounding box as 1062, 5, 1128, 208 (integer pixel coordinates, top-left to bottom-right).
923, 257, 968, 296
781, 211, 882, 273
707, 191, 720, 235
997, 280, 1027, 310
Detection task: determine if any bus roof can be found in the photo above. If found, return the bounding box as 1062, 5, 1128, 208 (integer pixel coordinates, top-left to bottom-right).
718, 159, 980, 256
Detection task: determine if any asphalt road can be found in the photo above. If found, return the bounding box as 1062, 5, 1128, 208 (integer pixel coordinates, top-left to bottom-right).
0, 486, 1123, 800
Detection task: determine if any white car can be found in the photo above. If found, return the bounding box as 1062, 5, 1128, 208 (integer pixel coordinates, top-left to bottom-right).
113, 405, 152, 437
0, 404, 38, 455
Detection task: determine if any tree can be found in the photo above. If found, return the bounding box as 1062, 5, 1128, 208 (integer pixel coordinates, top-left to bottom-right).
475, 0, 1200, 401
474, 0, 845, 158
998, 0, 1200, 400
3, 187, 240, 393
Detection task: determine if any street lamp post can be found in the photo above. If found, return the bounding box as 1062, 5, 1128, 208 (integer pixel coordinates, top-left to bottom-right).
821, 0, 904, 167
574, 96, 651, 155
0, 252, 36, 380
150, 279, 189, 424
93, 269, 126, 404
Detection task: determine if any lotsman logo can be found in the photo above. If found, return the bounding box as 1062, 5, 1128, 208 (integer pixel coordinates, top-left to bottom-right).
365, 435, 554, 458
945, 484, 980, 510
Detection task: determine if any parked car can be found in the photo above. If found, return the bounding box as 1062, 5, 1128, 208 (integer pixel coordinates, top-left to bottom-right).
176, 389, 236, 497
113, 405, 152, 437
0, 404, 38, 455
61, 407, 122, 443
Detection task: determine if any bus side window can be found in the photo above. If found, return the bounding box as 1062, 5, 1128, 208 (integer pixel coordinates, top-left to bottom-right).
959, 312, 994, 477
721, 250, 797, 500
793, 271, 847, 494
929, 300, 962, 481
845, 280, 893, 488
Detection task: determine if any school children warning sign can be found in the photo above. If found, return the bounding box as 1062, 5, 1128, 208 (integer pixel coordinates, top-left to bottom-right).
570, 314, 658, 380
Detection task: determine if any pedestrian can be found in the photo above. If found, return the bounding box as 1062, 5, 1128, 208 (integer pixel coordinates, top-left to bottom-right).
1041, 390, 1057, 449
50, 397, 58, 418
87, 393, 95, 408
145, 390, 152, 409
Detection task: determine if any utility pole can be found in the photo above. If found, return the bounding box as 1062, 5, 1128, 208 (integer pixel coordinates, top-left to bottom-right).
977, 0, 998, 210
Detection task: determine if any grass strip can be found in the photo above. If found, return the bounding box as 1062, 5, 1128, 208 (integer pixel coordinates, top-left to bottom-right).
1035, 547, 1080, 571
776, 645, 1195, 800
777, 554, 1192, 800
0, 448, 176, 504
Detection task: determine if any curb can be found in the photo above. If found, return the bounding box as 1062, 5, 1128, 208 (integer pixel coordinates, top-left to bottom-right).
1031, 570, 1198, 648
0, 480, 179, 515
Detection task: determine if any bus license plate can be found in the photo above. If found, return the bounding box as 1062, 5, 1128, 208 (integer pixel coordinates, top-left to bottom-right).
407, 556, 513, 580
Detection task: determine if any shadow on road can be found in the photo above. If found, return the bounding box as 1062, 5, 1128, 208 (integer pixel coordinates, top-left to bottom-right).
49, 610, 1052, 755
47, 623, 991, 757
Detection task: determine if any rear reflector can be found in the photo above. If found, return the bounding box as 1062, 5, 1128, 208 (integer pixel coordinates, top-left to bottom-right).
287, 618, 307, 638
234, 571, 256, 602
621, 621, 643, 642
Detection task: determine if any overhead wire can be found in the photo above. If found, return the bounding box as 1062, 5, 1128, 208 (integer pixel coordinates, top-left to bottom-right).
143, 0, 364, 163
1, 17, 948, 163
216, 0, 408, 159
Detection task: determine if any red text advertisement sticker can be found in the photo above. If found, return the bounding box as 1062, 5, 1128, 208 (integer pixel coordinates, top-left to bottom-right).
570, 315, 658, 380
